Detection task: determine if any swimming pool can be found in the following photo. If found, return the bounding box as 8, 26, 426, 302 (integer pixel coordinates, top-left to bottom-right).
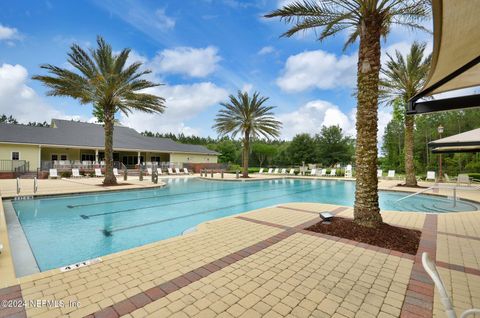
10, 178, 479, 271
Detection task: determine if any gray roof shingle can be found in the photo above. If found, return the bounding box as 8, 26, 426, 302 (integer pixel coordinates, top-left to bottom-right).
0, 119, 218, 155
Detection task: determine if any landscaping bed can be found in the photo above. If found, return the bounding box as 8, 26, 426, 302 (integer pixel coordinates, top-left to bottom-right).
305, 217, 421, 255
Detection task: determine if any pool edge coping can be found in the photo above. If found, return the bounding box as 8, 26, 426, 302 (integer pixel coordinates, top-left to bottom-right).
1, 178, 479, 288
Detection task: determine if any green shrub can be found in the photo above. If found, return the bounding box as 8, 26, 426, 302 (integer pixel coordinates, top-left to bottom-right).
60, 171, 72, 178
468, 173, 480, 180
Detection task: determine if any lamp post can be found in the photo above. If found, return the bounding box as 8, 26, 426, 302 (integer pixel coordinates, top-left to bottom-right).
437, 125, 444, 182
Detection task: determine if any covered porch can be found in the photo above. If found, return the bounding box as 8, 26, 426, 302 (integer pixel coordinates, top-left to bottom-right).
39, 146, 171, 170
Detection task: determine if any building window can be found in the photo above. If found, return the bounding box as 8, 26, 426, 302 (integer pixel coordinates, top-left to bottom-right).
60, 154, 68, 161
81, 154, 95, 161
151, 156, 161, 163
11, 152, 20, 160
51, 154, 58, 161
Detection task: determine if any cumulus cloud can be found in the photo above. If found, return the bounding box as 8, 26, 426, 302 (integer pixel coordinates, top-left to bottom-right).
277, 50, 357, 92
0, 63, 85, 123
258, 46, 275, 55
276, 99, 392, 146
120, 82, 228, 135
0, 24, 20, 41
155, 8, 175, 30
151, 46, 221, 78
277, 100, 355, 139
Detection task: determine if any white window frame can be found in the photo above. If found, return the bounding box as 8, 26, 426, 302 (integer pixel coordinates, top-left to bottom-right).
51, 153, 58, 161
11, 151, 20, 160
60, 154, 68, 161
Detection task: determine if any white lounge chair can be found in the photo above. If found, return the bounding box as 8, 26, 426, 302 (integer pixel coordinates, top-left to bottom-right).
344, 165, 352, 178
422, 252, 480, 318
49, 169, 58, 179
113, 168, 120, 177
71, 168, 81, 178
289, 168, 295, 175
95, 168, 104, 177
267, 168, 273, 174
309, 169, 317, 176
457, 174, 472, 185
377, 170, 383, 178
258, 168, 264, 174
175, 167, 181, 174
320, 169, 327, 176
183, 168, 190, 174
147, 168, 153, 175
387, 170, 395, 179
329, 169, 337, 177
157, 168, 163, 175
281, 168, 287, 174
426, 171, 436, 182
168, 168, 175, 175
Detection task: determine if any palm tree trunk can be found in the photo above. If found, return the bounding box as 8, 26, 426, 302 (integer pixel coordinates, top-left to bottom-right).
404, 115, 417, 186
242, 131, 250, 178
353, 18, 383, 227
103, 106, 117, 185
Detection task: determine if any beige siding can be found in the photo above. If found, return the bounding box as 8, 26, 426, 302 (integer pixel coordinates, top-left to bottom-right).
170, 153, 218, 164
41, 148, 81, 161
0, 143, 40, 170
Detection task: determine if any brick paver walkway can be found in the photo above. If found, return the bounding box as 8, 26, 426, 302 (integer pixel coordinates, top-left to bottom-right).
1, 203, 480, 318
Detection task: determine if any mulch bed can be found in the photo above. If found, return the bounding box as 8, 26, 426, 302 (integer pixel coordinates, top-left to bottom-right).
305, 217, 421, 255
396, 183, 429, 189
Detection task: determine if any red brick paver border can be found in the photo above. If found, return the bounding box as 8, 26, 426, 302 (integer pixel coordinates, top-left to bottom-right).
0, 284, 27, 318
400, 214, 437, 318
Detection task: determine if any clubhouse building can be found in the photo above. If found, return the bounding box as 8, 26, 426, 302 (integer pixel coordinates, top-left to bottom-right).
0, 119, 218, 174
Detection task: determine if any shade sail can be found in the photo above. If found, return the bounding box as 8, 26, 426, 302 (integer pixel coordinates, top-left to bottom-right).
408, 0, 480, 114
429, 128, 480, 153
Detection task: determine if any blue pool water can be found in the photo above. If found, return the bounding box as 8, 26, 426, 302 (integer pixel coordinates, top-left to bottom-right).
10, 178, 479, 271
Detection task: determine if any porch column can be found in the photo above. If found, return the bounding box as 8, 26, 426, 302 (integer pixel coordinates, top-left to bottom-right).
38, 145, 42, 170
137, 152, 141, 165
95, 149, 99, 163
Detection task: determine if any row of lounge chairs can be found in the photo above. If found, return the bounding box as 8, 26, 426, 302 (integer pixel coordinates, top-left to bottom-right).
309, 168, 337, 177
258, 168, 295, 175
145, 167, 191, 175
48, 167, 192, 178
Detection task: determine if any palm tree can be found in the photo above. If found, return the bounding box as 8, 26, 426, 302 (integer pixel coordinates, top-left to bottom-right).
33, 36, 165, 185
381, 42, 431, 187
213, 91, 282, 178
265, 0, 430, 227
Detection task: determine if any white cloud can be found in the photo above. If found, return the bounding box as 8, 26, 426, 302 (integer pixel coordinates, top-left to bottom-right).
277, 50, 357, 92
258, 46, 275, 55
277, 99, 392, 147
241, 83, 253, 93
277, 100, 355, 139
120, 82, 228, 135
0, 24, 21, 43
0, 63, 86, 123
155, 8, 175, 30
151, 46, 221, 78
277, 0, 295, 7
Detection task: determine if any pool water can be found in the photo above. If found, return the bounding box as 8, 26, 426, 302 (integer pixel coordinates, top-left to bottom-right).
11, 178, 479, 271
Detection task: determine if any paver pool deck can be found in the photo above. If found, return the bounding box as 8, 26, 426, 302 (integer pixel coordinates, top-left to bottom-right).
0, 175, 479, 317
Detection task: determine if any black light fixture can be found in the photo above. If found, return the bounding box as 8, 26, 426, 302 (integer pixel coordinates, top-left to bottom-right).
319, 212, 334, 222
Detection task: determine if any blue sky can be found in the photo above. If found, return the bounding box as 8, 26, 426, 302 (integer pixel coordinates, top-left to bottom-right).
0, 0, 432, 140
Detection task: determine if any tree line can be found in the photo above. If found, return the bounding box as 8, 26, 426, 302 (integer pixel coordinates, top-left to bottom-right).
381, 107, 480, 176
142, 125, 354, 167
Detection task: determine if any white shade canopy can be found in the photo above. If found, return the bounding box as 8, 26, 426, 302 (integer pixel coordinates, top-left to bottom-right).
429, 128, 480, 153
408, 0, 480, 114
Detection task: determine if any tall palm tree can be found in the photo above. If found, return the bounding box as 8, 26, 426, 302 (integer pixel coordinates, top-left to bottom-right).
33, 36, 165, 185
381, 42, 431, 187
265, 0, 430, 227
213, 91, 282, 178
